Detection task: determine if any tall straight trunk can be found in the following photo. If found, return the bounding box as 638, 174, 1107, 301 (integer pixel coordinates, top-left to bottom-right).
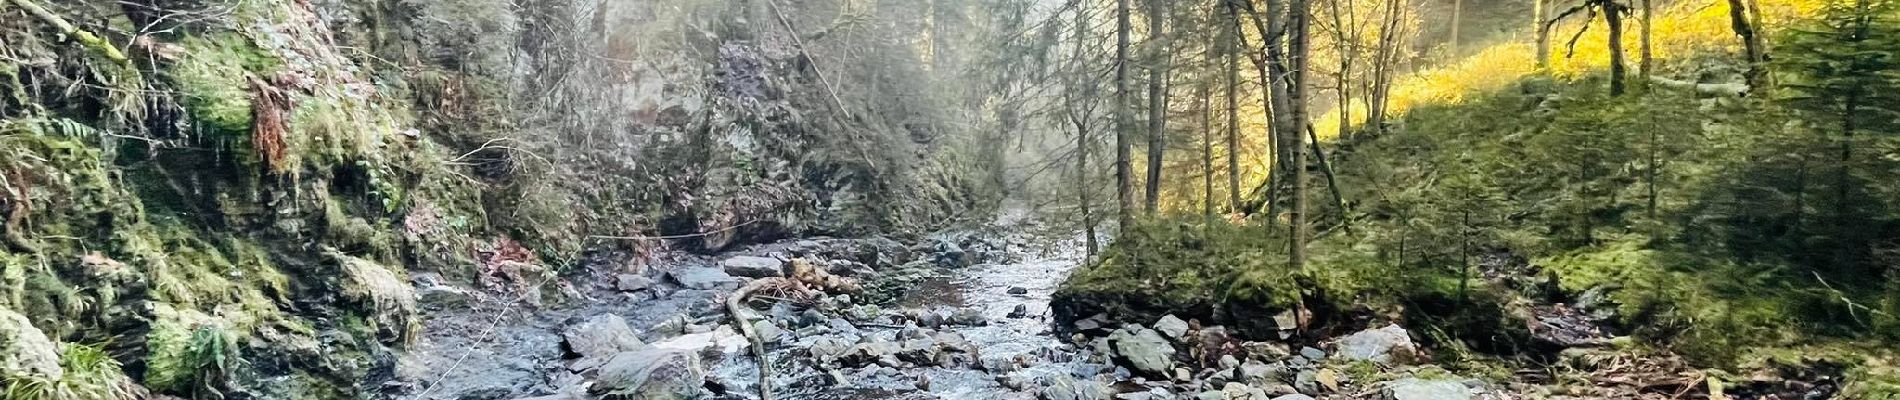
1605, 1, 1627, 96
1289, 0, 1311, 272
1639, 0, 1653, 80
1069, 2, 1099, 257
1647, 121, 1658, 219
1241, 0, 1291, 220
1449, 0, 1463, 55
1329, 0, 1353, 141
1225, 2, 1243, 212
1534, 0, 1551, 70
1116, 0, 1136, 229
1726, 0, 1767, 89
1144, 0, 1170, 214
1368, 0, 1403, 134
1836, 98, 1857, 265
1201, 80, 1215, 218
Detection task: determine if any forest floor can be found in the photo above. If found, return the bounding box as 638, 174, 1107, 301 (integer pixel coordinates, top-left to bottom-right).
389, 210, 1847, 400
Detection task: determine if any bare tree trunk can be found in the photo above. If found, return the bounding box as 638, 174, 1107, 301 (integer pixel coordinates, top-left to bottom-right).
1068, 2, 1099, 257
1368, 0, 1404, 134
1639, 0, 1653, 81
1308, 126, 1351, 235
1449, 0, 1463, 55
1116, 0, 1136, 229
1534, 0, 1551, 70
1726, 0, 1768, 89
1143, 0, 1172, 215
1289, 0, 1311, 272
1201, 78, 1216, 218
1225, 1, 1244, 212
1605, 0, 1627, 96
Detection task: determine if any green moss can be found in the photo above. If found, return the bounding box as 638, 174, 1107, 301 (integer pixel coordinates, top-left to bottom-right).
168, 33, 281, 135
4, 343, 137, 400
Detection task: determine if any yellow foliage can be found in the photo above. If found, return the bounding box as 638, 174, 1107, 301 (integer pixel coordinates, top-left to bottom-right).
1312, 0, 1828, 138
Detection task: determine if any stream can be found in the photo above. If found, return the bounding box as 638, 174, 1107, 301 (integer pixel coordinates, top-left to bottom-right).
391, 212, 1110, 400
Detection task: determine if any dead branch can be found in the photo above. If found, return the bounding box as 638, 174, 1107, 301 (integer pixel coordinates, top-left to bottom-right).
8, 0, 132, 67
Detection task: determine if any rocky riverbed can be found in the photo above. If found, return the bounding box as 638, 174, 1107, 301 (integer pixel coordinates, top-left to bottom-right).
383, 214, 1843, 400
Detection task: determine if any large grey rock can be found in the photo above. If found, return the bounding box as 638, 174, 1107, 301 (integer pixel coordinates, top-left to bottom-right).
1383, 378, 1474, 400
0, 308, 61, 381
562, 314, 646, 360
1108, 326, 1177, 376
592, 349, 704, 399
721, 256, 784, 278
948, 307, 988, 326
615, 274, 654, 291
1041, 375, 1114, 400
1238, 359, 1286, 386
667, 267, 739, 290
1336, 324, 1417, 364
808, 337, 852, 362
1154, 315, 1190, 340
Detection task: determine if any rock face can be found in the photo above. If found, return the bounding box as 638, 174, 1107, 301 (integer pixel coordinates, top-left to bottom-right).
1108, 326, 1177, 376
721, 256, 785, 278
592, 349, 705, 399
0, 308, 61, 381
1383, 378, 1474, 400
1335, 324, 1417, 364
563, 315, 647, 359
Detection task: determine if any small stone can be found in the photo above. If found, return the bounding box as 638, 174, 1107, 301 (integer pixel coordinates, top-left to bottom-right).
721, 256, 785, 278
1219, 355, 1241, 370
1223, 382, 1268, 400
1154, 315, 1191, 340
1174, 367, 1194, 382
796, 309, 828, 328
1271, 395, 1316, 400
1299, 346, 1326, 360
1007, 286, 1030, 295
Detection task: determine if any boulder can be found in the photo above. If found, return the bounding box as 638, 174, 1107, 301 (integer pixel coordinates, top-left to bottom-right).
0, 308, 61, 381
1222, 382, 1269, 400
1335, 324, 1417, 364
1237, 359, 1284, 385
562, 314, 647, 360
591, 349, 704, 399
1008, 304, 1033, 319
1271, 395, 1316, 400
948, 308, 988, 326
666, 267, 738, 290
1108, 326, 1177, 376
1382, 378, 1473, 400
1298, 346, 1325, 360
721, 256, 784, 278
1154, 315, 1190, 340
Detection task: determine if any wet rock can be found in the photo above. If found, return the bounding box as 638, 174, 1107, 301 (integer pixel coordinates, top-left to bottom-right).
1074, 313, 1112, 332
844, 304, 882, 321
1382, 378, 1473, 400
1154, 315, 1190, 340
809, 337, 852, 362
721, 256, 784, 278
1008, 304, 1033, 319
1194, 390, 1225, 400
1270, 395, 1316, 400
839, 341, 903, 367
650, 314, 691, 336
652, 325, 749, 356
1041, 375, 1114, 400
1336, 324, 1417, 364
667, 267, 739, 290
415, 284, 472, 310
562, 314, 647, 360
0, 308, 61, 381
754, 320, 785, 343
591, 349, 704, 399
1109, 326, 1177, 376
949, 307, 988, 326
913, 309, 946, 328
795, 309, 828, 328
1219, 355, 1240, 370
615, 274, 654, 291
1008, 286, 1030, 295
1294, 369, 1318, 394
1298, 346, 1325, 360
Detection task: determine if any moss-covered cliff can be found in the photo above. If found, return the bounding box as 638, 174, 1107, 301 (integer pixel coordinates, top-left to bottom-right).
0, 0, 1004, 397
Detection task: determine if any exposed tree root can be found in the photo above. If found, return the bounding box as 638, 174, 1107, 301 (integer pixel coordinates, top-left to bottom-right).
726, 258, 860, 400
